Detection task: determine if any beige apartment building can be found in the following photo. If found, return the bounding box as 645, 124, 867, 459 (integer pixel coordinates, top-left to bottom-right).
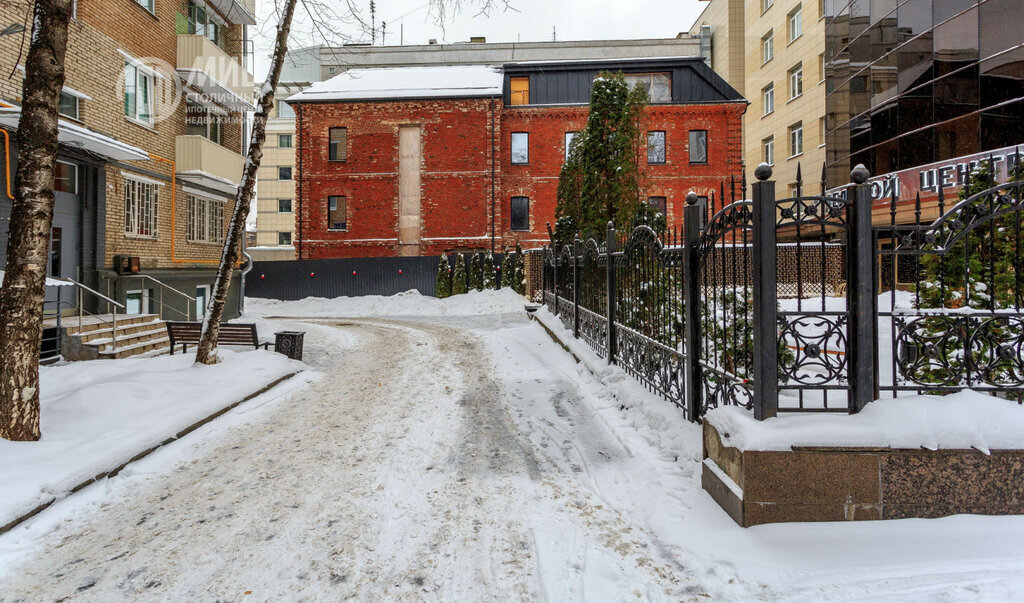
253, 35, 712, 257
691, 0, 827, 195
0, 0, 255, 357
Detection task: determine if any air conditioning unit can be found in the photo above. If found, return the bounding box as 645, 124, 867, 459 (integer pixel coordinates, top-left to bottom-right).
114, 255, 141, 275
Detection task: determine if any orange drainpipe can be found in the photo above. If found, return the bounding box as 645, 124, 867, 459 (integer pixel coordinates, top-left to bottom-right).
148, 152, 240, 266
0, 99, 14, 200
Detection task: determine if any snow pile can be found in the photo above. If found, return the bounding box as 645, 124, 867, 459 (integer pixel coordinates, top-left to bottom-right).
0, 350, 305, 529
706, 390, 1024, 453
246, 288, 526, 318
288, 65, 503, 102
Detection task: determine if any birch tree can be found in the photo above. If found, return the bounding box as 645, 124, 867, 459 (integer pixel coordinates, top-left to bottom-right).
0, 0, 73, 441
195, 0, 513, 365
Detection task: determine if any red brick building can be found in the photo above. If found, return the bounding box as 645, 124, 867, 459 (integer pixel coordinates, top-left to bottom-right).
289, 58, 746, 259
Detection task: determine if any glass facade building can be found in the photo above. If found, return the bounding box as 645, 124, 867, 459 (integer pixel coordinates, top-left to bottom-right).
824, 0, 1024, 184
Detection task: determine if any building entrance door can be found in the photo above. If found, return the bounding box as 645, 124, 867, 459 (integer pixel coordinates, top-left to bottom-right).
398, 125, 421, 257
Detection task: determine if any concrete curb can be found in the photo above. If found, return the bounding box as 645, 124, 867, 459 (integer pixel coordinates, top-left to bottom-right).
0, 370, 306, 536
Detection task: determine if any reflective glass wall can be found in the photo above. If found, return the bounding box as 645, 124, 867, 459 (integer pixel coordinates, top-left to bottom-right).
824, 0, 1024, 183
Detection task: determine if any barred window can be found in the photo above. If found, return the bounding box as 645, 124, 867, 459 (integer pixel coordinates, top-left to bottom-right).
187, 194, 224, 243
124, 177, 158, 237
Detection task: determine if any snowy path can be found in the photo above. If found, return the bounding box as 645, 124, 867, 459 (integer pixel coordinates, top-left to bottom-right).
0, 316, 714, 600
5, 301, 1024, 601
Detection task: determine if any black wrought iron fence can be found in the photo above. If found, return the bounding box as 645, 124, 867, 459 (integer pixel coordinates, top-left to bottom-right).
542, 161, 1024, 422
877, 156, 1024, 402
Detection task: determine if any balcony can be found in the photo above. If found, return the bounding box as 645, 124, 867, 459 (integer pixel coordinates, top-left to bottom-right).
207, 0, 256, 25
177, 35, 254, 111
175, 135, 245, 194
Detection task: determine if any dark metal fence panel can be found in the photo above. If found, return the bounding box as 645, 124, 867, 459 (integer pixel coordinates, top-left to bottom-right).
877, 159, 1024, 402
247, 256, 442, 300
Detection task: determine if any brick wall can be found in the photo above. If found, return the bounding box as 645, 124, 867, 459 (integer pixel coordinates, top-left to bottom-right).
0, 0, 247, 270
296, 95, 747, 259
296, 98, 499, 259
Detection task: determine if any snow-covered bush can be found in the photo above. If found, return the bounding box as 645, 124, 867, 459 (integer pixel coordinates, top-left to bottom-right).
435, 253, 452, 299
452, 253, 468, 295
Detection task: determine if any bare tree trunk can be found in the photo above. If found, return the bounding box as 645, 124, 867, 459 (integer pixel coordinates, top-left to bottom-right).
194, 0, 299, 365
0, 0, 73, 441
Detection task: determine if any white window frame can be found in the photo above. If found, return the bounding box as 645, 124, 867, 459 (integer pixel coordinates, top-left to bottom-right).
762, 31, 774, 64
763, 136, 775, 166
134, 0, 155, 15
789, 6, 803, 44
511, 132, 529, 165
789, 64, 803, 100
762, 0, 773, 13
124, 176, 160, 238
565, 131, 578, 161
123, 59, 155, 126
186, 192, 224, 244
763, 83, 775, 116
789, 122, 804, 158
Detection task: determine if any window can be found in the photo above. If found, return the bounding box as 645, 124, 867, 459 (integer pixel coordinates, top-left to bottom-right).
818, 117, 826, 147
134, 0, 154, 14
59, 91, 79, 120
789, 122, 804, 157
511, 132, 529, 164
509, 77, 529, 105
763, 136, 775, 166
510, 196, 529, 231
278, 199, 292, 213
277, 100, 295, 119
622, 73, 671, 102
818, 53, 825, 83
278, 166, 292, 180
789, 63, 803, 100
762, 31, 774, 64
123, 61, 153, 125
328, 195, 346, 230
278, 134, 293, 148
187, 1, 223, 48
49, 227, 62, 277
124, 177, 158, 237
762, 0, 773, 12
278, 232, 292, 246
647, 131, 666, 164
788, 6, 803, 43
328, 127, 347, 161
647, 196, 667, 217
55, 161, 77, 194
564, 131, 578, 161
185, 103, 222, 143
763, 83, 775, 115
187, 194, 224, 244
689, 130, 708, 164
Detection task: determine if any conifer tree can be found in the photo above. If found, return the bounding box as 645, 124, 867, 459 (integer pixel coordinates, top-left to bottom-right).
501, 247, 516, 289
452, 253, 468, 295
482, 251, 497, 290
435, 253, 451, 298
555, 71, 648, 239
513, 242, 526, 295
470, 253, 484, 291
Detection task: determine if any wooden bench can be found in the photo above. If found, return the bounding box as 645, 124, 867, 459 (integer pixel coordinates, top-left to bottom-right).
165, 322, 271, 355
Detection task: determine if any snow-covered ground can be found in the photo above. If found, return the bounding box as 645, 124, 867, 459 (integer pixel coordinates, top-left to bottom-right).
0, 350, 307, 530
2, 288, 1024, 600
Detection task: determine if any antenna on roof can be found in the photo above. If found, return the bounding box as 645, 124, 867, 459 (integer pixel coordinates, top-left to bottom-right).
552, 26, 556, 41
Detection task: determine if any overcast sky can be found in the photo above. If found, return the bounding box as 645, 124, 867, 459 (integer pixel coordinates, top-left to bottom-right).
253, 0, 709, 81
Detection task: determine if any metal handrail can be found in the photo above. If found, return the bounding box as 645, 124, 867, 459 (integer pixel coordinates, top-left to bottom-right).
122, 274, 197, 321
48, 279, 126, 351
54, 277, 124, 309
